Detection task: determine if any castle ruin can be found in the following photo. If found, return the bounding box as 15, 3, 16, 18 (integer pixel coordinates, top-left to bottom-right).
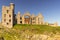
1, 3, 58, 28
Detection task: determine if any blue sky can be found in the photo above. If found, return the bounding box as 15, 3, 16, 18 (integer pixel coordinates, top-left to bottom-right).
0, 0, 60, 25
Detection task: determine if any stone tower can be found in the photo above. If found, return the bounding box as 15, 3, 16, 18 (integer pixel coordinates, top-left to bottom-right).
16, 12, 21, 24
31, 14, 36, 24
36, 13, 44, 24
38, 13, 44, 24
2, 3, 14, 28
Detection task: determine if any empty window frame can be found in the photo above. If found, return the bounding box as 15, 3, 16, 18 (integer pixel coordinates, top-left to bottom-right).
20, 21, 22, 24
7, 23, 9, 25
20, 17, 22, 20
9, 19, 11, 22
9, 15, 11, 17
4, 14, 6, 17
7, 10, 9, 13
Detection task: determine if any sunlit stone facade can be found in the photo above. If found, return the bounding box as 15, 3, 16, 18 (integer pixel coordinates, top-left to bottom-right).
2, 3, 58, 28
2, 3, 15, 28
16, 12, 44, 25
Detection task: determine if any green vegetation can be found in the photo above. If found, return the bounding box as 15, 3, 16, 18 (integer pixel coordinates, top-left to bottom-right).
14, 24, 60, 34
0, 24, 60, 40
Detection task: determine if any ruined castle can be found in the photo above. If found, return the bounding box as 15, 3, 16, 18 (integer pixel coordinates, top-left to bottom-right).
1, 3, 58, 28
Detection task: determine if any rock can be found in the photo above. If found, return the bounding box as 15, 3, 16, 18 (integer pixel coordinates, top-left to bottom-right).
30, 34, 49, 40
0, 37, 4, 40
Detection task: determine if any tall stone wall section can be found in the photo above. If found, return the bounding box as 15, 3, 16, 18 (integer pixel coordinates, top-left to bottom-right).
2, 3, 14, 28
1, 3, 58, 28
16, 12, 44, 25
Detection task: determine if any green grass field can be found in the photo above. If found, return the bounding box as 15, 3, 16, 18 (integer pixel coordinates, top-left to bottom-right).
0, 24, 60, 40
14, 24, 60, 34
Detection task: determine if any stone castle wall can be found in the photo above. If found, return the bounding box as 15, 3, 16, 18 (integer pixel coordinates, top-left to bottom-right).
16, 12, 44, 25
2, 3, 14, 28
2, 3, 58, 28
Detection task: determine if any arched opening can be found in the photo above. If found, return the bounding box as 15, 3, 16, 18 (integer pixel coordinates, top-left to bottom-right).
24, 15, 30, 24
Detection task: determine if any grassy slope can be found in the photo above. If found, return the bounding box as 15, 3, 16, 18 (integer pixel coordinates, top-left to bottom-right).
0, 24, 60, 40
14, 24, 60, 34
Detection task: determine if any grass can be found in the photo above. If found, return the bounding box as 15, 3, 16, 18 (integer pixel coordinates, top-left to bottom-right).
0, 24, 60, 40
14, 24, 60, 34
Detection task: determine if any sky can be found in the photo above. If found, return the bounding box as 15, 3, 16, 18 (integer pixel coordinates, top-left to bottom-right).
0, 0, 60, 26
